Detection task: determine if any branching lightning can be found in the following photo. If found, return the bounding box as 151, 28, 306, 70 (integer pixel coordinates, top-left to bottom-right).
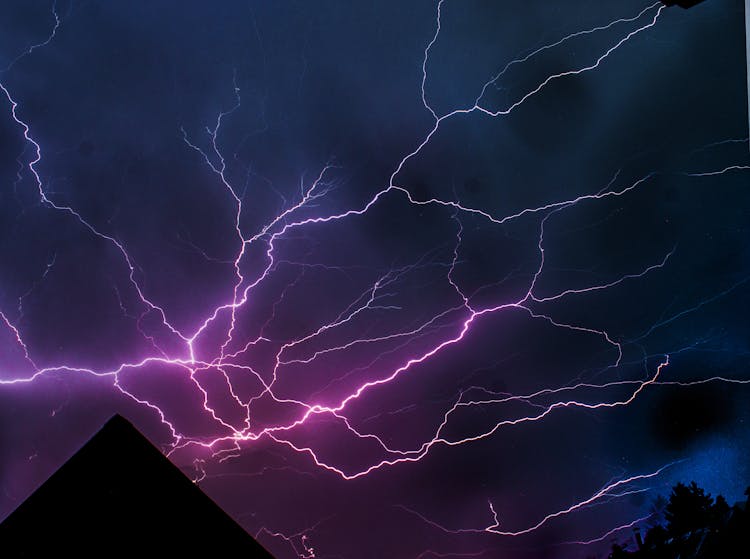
1, 1, 748, 557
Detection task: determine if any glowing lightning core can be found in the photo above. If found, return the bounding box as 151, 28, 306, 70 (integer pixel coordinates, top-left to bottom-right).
1, 1, 748, 557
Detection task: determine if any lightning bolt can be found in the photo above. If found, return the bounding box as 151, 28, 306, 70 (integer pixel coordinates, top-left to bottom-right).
1, 1, 747, 558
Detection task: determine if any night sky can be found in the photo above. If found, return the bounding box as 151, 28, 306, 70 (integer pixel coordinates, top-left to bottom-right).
1, 1, 749, 557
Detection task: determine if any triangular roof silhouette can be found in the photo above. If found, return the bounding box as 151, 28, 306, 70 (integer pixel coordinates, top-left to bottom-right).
0, 415, 275, 557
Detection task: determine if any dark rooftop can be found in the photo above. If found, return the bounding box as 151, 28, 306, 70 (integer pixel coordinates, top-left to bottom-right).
0, 415, 274, 557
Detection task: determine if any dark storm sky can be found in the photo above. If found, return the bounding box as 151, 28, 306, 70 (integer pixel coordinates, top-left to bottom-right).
1, 1, 749, 557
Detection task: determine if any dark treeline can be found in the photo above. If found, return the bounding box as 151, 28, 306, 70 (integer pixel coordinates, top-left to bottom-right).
604, 482, 750, 558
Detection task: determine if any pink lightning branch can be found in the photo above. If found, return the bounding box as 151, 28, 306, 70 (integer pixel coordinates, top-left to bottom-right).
0, 1, 748, 557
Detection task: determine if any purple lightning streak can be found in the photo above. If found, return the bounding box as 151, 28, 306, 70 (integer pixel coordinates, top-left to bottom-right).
224, 356, 671, 483
0, 0, 683, 477
1, 0, 61, 74
560, 514, 653, 547
256, 518, 332, 559
0, 311, 37, 370
399, 462, 678, 539
630, 274, 750, 342
2, 1, 748, 556
210, 2, 668, 245
686, 164, 750, 176
470, 2, 664, 109
383, 4, 667, 210
0, 80, 190, 352
529, 250, 675, 304
16, 252, 56, 322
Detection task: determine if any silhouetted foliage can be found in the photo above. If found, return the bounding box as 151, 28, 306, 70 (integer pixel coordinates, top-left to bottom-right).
708, 494, 730, 529
648, 495, 667, 526
641, 525, 667, 551
609, 543, 629, 559
605, 481, 750, 559
664, 481, 713, 537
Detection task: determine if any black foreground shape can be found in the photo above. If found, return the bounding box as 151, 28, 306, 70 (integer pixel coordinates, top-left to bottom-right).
0, 415, 275, 557
660, 0, 709, 8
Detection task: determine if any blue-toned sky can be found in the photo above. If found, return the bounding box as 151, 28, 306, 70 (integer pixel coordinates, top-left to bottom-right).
1, 1, 748, 557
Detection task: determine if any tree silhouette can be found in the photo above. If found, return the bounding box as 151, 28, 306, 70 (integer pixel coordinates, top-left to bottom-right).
708, 494, 730, 530
648, 495, 667, 524
664, 481, 713, 538
641, 524, 667, 552
608, 543, 630, 559
605, 480, 749, 558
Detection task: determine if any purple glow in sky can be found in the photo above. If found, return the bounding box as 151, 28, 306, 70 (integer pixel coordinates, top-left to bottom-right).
1, 1, 749, 557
